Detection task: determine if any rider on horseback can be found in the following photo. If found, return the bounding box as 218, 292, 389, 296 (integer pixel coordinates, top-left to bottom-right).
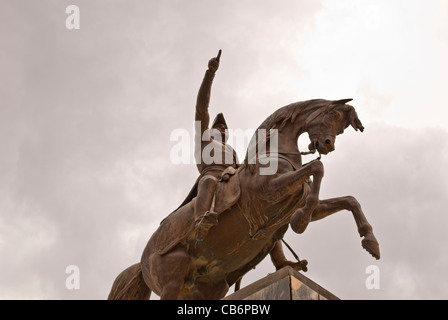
193, 50, 238, 241
188, 51, 305, 271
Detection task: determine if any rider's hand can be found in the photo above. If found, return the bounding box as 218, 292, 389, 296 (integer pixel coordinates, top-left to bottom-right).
208, 50, 221, 73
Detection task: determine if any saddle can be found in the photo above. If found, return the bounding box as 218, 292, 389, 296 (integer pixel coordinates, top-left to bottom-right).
155, 167, 241, 255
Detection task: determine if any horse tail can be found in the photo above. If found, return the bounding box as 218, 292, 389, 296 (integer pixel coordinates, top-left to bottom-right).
108, 262, 151, 300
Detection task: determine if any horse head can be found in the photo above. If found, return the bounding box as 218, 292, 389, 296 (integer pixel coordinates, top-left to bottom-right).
305, 99, 364, 155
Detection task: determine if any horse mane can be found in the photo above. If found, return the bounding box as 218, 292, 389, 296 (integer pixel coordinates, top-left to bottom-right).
257, 98, 354, 132
242, 98, 355, 170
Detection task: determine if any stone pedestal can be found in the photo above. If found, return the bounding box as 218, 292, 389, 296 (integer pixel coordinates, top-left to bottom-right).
224, 266, 339, 300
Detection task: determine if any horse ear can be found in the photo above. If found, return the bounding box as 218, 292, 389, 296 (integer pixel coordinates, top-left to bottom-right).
334, 98, 353, 105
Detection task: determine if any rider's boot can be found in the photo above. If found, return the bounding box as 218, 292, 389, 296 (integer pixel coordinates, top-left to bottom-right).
194, 175, 218, 241
195, 211, 219, 241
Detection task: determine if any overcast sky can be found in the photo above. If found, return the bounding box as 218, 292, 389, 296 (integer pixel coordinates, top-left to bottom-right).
1, 0, 448, 300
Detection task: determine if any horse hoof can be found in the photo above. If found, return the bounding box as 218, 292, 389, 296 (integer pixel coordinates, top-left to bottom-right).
300, 260, 308, 272
279, 260, 308, 272
361, 233, 380, 260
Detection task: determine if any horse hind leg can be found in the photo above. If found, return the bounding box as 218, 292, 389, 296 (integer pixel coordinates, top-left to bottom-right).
194, 280, 230, 300
108, 263, 151, 300
141, 245, 190, 300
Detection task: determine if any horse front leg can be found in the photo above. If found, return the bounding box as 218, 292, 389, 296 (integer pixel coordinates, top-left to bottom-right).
310, 196, 380, 260
288, 160, 324, 234
266, 159, 324, 202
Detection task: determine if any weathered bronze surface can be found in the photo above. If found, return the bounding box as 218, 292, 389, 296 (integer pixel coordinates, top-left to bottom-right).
108, 51, 380, 300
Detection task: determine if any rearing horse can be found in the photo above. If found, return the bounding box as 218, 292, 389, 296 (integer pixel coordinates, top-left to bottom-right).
108, 98, 380, 300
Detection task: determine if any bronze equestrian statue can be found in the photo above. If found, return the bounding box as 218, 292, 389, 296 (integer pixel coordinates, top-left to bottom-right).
108, 51, 380, 300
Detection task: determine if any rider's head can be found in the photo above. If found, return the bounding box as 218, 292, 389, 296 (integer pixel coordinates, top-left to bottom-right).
212, 113, 229, 143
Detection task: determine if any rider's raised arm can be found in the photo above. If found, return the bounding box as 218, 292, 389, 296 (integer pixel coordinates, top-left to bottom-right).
195, 50, 221, 138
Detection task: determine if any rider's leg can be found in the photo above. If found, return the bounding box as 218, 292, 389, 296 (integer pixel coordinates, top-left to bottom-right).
194, 175, 219, 240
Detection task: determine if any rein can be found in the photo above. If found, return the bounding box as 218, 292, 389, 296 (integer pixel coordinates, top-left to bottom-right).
262, 151, 322, 166
281, 239, 301, 263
